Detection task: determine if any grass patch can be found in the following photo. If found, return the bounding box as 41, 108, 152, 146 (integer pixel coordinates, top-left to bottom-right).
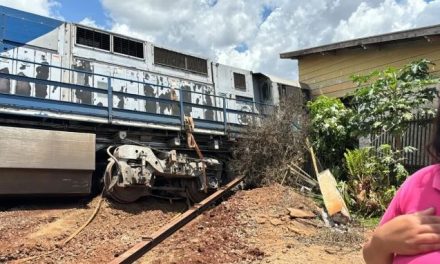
358, 217, 380, 228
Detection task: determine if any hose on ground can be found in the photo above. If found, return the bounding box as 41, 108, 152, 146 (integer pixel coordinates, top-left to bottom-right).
12, 191, 105, 263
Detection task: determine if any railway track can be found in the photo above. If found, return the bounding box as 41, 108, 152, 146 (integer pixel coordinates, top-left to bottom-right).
108, 176, 245, 264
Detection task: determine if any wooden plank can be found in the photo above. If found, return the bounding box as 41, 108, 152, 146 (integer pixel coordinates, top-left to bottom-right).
306, 55, 440, 89
300, 39, 440, 77
302, 50, 440, 85
309, 69, 440, 97
317, 169, 350, 219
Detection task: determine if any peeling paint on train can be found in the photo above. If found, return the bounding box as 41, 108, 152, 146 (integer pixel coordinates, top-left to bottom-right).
0, 6, 302, 131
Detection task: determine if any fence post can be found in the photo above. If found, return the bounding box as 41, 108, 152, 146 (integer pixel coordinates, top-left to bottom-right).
179, 89, 184, 128
223, 96, 227, 133
107, 77, 112, 124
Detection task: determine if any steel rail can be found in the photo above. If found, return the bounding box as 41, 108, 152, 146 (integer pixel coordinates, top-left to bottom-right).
108, 176, 245, 264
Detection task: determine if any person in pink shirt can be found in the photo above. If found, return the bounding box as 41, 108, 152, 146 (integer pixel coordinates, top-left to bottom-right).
363, 112, 440, 263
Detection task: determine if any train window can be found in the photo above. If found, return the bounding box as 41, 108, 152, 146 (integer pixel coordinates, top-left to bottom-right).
76, 27, 110, 51
113, 36, 144, 58
154, 47, 208, 74
233, 73, 246, 90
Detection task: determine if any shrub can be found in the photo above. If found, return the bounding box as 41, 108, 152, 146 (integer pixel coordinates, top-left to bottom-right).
230, 97, 308, 188
307, 95, 357, 179
342, 145, 414, 217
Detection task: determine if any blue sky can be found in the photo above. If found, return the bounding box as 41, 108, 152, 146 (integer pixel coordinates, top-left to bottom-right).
54, 0, 107, 26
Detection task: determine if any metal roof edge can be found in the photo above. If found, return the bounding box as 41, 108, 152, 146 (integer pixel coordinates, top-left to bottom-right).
280, 24, 440, 59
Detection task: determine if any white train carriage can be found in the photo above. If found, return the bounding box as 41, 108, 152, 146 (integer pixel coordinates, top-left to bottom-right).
0, 6, 306, 201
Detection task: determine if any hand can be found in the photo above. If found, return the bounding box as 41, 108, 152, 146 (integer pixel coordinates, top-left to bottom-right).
363, 208, 440, 264
376, 207, 440, 255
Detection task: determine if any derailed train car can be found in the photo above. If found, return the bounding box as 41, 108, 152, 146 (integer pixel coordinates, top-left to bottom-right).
0, 6, 307, 202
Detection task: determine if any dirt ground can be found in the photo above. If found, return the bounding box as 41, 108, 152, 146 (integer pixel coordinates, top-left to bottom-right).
140, 185, 366, 264
0, 185, 368, 264
0, 196, 186, 263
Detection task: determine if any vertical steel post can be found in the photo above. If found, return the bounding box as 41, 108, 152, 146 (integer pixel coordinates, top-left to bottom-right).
223, 96, 227, 133
179, 89, 184, 128
107, 77, 113, 124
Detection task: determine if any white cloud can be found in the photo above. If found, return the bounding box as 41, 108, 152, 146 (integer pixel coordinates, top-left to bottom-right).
79, 17, 100, 29
0, 0, 59, 17
333, 0, 431, 41
4, 0, 440, 80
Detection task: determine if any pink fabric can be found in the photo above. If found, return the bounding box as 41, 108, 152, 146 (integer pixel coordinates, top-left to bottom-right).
380, 164, 440, 264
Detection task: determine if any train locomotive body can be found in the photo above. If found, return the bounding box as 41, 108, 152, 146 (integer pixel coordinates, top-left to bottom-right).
0, 6, 306, 202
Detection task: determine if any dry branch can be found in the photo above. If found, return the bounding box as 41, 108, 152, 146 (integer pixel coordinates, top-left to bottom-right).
231, 97, 311, 189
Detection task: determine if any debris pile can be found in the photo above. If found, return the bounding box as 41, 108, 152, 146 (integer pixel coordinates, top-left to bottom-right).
231, 98, 311, 189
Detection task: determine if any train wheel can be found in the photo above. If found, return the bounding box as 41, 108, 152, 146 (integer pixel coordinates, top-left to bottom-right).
182, 179, 210, 203
104, 159, 146, 203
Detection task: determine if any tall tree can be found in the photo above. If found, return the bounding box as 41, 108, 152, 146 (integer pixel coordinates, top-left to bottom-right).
351, 59, 439, 150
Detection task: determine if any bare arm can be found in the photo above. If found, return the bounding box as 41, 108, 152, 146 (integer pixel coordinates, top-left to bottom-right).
363, 208, 440, 264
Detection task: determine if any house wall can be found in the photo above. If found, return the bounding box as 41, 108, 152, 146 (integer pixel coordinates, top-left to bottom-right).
298, 37, 440, 98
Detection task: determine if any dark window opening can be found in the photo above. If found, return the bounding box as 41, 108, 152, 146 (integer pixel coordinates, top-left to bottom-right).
113, 36, 144, 58
278, 84, 305, 105
262, 82, 270, 100
76, 27, 110, 51
279, 84, 296, 98
154, 47, 208, 74
233, 72, 246, 90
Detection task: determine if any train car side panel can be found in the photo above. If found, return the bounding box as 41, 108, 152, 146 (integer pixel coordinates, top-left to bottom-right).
0, 126, 95, 195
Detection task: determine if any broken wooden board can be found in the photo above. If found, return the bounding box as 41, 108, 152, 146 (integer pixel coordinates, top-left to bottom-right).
317, 169, 350, 221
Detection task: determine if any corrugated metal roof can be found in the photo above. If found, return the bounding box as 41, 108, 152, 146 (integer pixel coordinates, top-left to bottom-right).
280, 24, 440, 59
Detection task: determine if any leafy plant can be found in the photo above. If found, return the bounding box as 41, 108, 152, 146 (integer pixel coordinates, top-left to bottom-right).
351, 59, 439, 150
342, 144, 415, 217
307, 95, 357, 179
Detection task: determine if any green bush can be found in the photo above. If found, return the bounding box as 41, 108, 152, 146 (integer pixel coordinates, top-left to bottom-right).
341, 145, 413, 217
307, 95, 357, 179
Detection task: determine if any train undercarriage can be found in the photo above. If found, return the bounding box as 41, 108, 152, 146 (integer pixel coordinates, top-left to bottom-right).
104, 144, 224, 203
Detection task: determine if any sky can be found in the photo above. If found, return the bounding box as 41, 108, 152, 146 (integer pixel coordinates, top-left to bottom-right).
1, 0, 440, 80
